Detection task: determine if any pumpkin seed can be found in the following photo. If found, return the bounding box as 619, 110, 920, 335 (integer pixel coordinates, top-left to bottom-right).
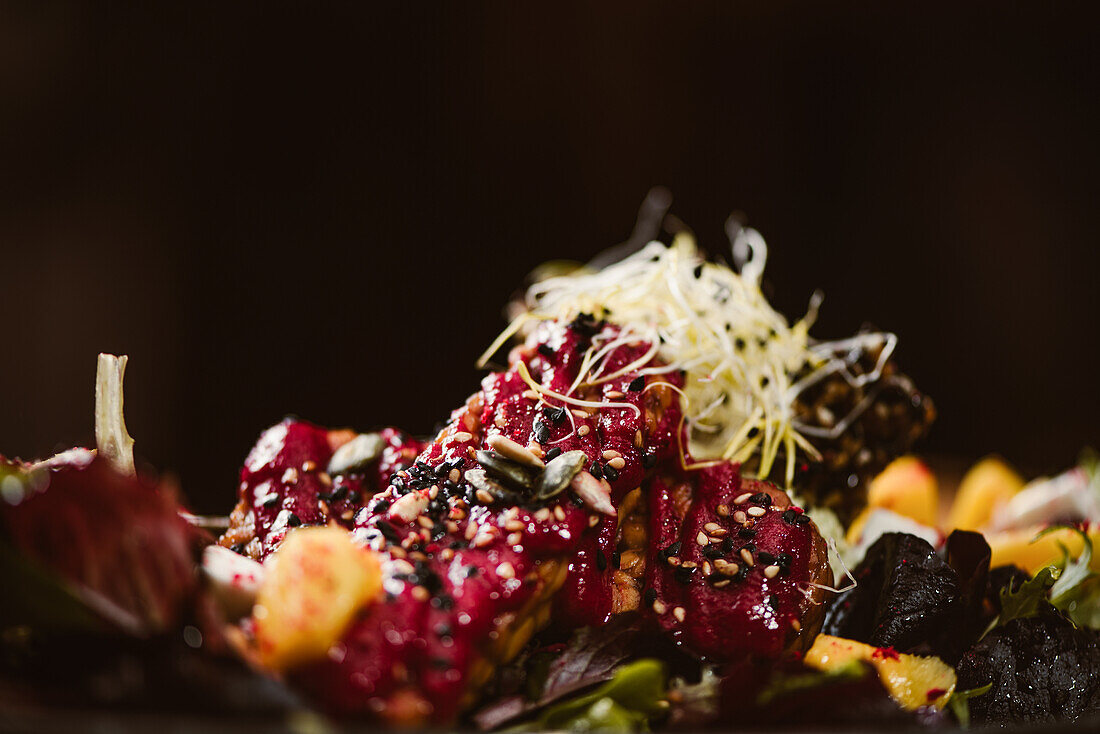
475, 450, 537, 491
327, 433, 384, 475
536, 450, 587, 500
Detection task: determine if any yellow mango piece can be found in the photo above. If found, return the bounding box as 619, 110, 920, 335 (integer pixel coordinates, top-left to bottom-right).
986, 524, 1100, 575
946, 457, 1025, 532
805, 634, 956, 710
867, 456, 939, 527
255, 526, 383, 671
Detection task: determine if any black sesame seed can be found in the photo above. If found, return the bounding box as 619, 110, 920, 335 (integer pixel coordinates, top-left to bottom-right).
693, 264, 704, 278
659, 541, 683, 561
767, 594, 780, 611
545, 446, 563, 461
590, 461, 604, 480
675, 565, 698, 584
537, 343, 555, 358
777, 552, 792, 567
734, 337, 746, 351
644, 587, 658, 605
596, 550, 607, 571
532, 420, 550, 444
611, 551, 621, 570
738, 527, 757, 539
230, 543, 246, 554
376, 519, 401, 543
757, 551, 775, 566
746, 427, 759, 439
287, 513, 302, 527
794, 513, 811, 526
781, 509, 798, 524
261, 494, 280, 509
750, 492, 772, 507
603, 463, 620, 481
628, 376, 645, 392
702, 544, 722, 559
642, 454, 657, 469
465, 566, 479, 578
542, 406, 566, 424
721, 537, 736, 553
742, 542, 757, 554
570, 493, 586, 508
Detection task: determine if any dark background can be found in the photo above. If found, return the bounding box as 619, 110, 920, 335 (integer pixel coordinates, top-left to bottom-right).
1, 3, 1098, 512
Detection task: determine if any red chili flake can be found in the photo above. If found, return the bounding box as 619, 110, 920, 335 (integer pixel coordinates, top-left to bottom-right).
872, 646, 901, 661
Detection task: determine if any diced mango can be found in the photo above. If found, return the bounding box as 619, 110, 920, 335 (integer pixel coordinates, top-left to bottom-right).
946, 457, 1025, 532
985, 524, 1100, 575
254, 526, 383, 671
805, 634, 956, 710
867, 456, 939, 528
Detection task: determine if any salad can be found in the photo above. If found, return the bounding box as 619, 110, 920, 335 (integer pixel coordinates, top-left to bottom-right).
2, 205, 1099, 731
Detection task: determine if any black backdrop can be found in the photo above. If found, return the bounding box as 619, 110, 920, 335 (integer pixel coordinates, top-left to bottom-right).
2, 3, 1098, 512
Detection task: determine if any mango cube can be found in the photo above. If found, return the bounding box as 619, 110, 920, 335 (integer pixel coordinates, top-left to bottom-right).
867, 456, 939, 527
255, 526, 383, 671
946, 456, 1024, 532
805, 634, 956, 710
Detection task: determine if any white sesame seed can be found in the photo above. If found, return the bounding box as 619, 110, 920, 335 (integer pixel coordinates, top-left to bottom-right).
465, 522, 478, 540
504, 519, 525, 532
392, 559, 415, 575
449, 468, 461, 483
572, 409, 589, 419
667, 556, 681, 566
429, 485, 440, 500
527, 442, 544, 458
535, 507, 551, 522
702, 561, 712, 576
341, 510, 354, 521
507, 532, 523, 546
472, 533, 493, 549
553, 505, 566, 521
411, 586, 430, 602
713, 579, 731, 588
791, 619, 802, 631
716, 504, 730, 517
696, 531, 709, 546
764, 565, 780, 579
453, 431, 474, 442
704, 522, 721, 533
606, 391, 624, 399
577, 425, 590, 437
440, 548, 455, 561
496, 561, 516, 579
475, 489, 494, 505
281, 467, 299, 484
318, 472, 332, 487
741, 548, 755, 565
634, 430, 644, 448
589, 514, 600, 527
608, 457, 626, 470
653, 600, 668, 615
602, 450, 621, 460
733, 510, 748, 524
748, 506, 766, 517
417, 516, 433, 529
734, 492, 753, 504
673, 606, 686, 622
446, 520, 459, 533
